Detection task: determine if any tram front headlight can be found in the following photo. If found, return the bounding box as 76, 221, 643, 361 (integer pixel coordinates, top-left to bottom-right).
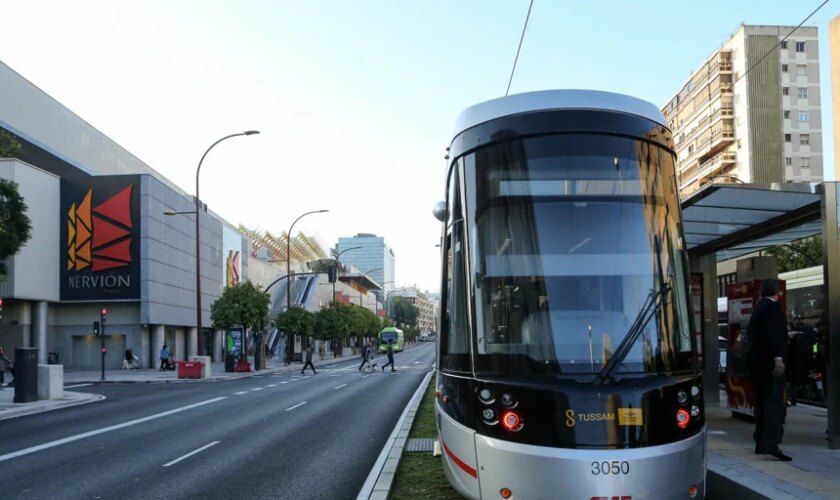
500, 410, 524, 432
482, 408, 498, 423
690, 405, 701, 418
501, 393, 517, 408
478, 388, 494, 404
676, 408, 690, 429
690, 385, 701, 399
676, 390, 689, 405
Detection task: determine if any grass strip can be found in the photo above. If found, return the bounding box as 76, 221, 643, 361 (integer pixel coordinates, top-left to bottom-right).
391, 376, 462, 499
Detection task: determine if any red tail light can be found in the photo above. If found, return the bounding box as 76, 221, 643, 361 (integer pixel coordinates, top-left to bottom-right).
676, 408, 690, 429
500, 410, 524, 432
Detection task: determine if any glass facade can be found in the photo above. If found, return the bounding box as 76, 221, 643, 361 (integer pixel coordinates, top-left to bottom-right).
336, 234, 395, 293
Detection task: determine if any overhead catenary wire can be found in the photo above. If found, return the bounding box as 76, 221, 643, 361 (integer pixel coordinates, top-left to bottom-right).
506, 0, 535, 96
733, 0, 831, 86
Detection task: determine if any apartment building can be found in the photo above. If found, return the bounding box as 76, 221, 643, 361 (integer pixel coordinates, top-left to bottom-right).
663, 25, 822, 198
389, 287, 435, 334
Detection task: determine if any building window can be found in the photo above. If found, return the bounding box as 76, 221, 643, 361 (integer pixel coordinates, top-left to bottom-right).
800, 133, 810, 145
797, 64, 807, 76
688, 145, 694, 155
799, 111, 810, 122
785, 157, 793, 165
782, 87, 789, 96
784, 110, 790, 119
785, 133, 792, 142
782, 64, 788, 72
796, 41, 806, 52
781, 41, 788, 49
798, 87, 808, 98
802, 157, 811, 168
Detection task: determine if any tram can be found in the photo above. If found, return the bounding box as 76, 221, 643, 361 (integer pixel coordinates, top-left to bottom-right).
432, 90, 706, 500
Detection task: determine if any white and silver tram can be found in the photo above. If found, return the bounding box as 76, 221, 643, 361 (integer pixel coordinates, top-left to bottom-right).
433, 90, 706, 500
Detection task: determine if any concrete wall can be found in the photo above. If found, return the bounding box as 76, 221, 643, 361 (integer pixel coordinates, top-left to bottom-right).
0, 159, 60, 301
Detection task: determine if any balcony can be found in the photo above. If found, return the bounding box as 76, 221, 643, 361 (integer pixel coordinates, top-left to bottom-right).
680, 151, 736, 191
710, 105, 734, 123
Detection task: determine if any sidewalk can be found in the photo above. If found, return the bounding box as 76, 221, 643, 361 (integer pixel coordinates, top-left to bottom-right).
0, 388, 104, 421
707, 392, 840, 499
64, 357, 318, 384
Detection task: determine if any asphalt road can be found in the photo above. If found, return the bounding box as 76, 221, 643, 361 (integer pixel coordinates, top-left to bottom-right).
0, 343, 436, 500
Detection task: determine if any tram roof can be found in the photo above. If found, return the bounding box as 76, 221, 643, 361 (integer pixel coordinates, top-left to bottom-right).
453, 90, 667, 138
681, 182, 822, 262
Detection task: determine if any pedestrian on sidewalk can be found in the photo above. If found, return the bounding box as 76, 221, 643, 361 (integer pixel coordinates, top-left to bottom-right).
382, 340, 396, 372
159, 344, 172, 371
0, 347, 12, 388
747, 279, 792, 462
301, 343, 317, 375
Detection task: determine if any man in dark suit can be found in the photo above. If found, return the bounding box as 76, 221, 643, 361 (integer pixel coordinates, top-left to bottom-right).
747, 279, 792, 461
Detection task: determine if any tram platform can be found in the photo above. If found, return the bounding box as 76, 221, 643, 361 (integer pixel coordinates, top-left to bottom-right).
707, 392, 840, 499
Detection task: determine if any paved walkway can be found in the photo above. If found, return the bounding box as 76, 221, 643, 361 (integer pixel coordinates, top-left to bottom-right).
0, 388, 103, 421
708, 392, 840, 499
63, 357, 321, 384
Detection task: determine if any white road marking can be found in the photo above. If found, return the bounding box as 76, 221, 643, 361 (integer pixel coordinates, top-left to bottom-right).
326, 365, 337, 368
267, 384, 277, 387
162, 441, 220, 467
414, 361, 420, 364
334, 384, 347, 390
64, 383, 93, 389
363, 375, 371, 379
234, 391, 248, 395
251, 388, 264, 391
280, 381, 289, 384
0, 397, 227, 463
285, 401, 307, 412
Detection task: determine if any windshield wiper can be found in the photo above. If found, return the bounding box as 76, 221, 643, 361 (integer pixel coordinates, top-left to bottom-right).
595, 283, 670, 384
596, 235, 671, 384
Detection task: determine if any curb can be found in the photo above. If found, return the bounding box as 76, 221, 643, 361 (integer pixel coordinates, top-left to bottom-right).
62, 366, 301, 385
357, 369, 434, 500
0, 391, 105, 422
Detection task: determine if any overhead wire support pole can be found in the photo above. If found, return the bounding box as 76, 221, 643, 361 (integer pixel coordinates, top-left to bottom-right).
506, 0, 535, 97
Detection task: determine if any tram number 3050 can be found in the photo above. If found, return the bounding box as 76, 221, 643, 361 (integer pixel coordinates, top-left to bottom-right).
591, 461, 630, 475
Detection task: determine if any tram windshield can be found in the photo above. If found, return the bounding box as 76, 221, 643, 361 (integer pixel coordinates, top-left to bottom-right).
463, 134, 694, 376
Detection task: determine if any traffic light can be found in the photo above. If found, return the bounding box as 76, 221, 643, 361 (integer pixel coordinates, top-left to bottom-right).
93, 321, 101, 336
100, 308, 107, 324
0, 297, 3, 319
328, 265, 337, 283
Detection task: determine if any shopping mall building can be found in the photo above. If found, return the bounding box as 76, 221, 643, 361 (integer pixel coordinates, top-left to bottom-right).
0, 60, 366, 369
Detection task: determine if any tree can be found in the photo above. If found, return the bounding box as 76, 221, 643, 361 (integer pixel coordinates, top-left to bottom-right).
392, 298, 419, 329
766, 236, 822, 273
316, 304, 350, 355
276, 306, 315, 349
0, 129, 23, 158
0, 179, 32, 281
210, 281, 270, 360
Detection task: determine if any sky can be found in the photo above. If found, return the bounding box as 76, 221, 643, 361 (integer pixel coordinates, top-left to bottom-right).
1, 0, 838, 292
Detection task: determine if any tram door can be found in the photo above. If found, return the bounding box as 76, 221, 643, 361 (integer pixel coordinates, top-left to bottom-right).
725, 280, 786, 417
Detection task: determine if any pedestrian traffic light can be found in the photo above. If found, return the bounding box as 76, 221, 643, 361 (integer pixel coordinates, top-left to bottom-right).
93, 320, 100, 336
328, 265, 337, 283
100, 308, 107, 324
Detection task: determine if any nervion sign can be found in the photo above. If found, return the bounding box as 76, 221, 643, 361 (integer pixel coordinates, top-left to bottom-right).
60, 176, 141, 300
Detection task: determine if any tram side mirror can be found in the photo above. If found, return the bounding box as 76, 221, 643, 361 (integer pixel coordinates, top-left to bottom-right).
432, 201, 447, 222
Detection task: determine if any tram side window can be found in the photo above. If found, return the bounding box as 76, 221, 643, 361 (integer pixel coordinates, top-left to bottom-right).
440, 166, 471, 373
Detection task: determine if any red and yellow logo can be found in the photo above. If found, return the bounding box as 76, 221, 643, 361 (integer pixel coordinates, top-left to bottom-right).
67, 185, 134, 272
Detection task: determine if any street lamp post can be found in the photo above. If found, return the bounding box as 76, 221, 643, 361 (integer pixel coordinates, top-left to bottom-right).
285, 210, 328, 364
191, 130, 259, 357
332, 246, 362, 305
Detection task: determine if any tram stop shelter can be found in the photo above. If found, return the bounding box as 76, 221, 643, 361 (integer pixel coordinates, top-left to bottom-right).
683, 181, 840, 498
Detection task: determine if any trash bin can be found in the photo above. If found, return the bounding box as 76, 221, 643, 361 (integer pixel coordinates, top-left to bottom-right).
225, 353, 237, 373
14, 347, 38, 403
177, 361, 203, 379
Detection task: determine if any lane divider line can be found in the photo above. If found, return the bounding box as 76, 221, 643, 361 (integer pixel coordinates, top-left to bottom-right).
251, 388, 264, 391
267, 384, 277, 387
234, 391, 248, 395
284, 401, 307, 412
0, 397, 227, 463
64, 383, 93, 389
334, 384, 347, 390
162, 441, 220, 467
